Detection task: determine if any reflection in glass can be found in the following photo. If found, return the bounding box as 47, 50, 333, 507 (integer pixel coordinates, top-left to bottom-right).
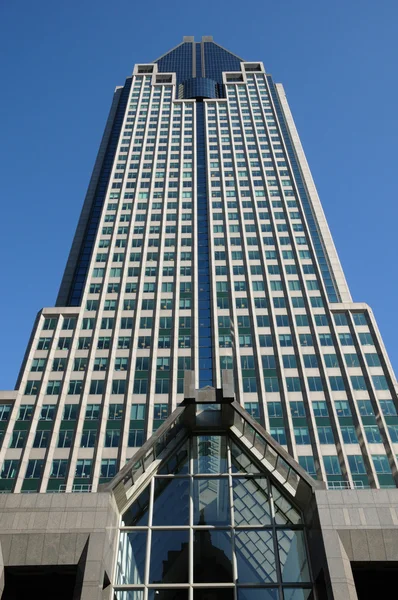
272, 485, 302, 525
233, 477, 271, 525
194, 590, 234, 600
115, 591, 144, 600
238, 589, 278, 600
230, 441, 260, 474
278, 530, 310, 582
116, 531, 146, 584
150, 530, 189, 583
235, 530, 276, 583
193, 435, 227, 473
122, 485, 150, 526
153, 478, 189, 526
193, 478, 230, 525
283, 589, 313, 600
158, 441, 189, 475
194, 529, 233, 582
148, 590, 189, 600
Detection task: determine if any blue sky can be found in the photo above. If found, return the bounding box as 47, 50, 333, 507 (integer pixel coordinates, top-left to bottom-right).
0, 0, 397, 389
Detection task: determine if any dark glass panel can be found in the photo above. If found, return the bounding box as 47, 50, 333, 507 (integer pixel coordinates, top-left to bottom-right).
194, 530, 233, 582
150, 530, 189, 583
153, 478, 190, 526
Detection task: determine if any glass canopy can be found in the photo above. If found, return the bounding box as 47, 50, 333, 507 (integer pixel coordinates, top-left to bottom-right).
114, 435, 313, 600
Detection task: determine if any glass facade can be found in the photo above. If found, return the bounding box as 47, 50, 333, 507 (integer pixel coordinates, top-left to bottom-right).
115, 435, 312, 600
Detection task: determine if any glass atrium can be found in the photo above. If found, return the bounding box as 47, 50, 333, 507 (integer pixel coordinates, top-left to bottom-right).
114, 434, 313, 600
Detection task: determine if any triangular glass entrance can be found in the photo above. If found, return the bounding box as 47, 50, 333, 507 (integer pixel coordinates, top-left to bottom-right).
114, 433, 313, 600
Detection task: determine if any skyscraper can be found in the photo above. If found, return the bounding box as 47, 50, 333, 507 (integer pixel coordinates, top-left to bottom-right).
0, 36, 397, 600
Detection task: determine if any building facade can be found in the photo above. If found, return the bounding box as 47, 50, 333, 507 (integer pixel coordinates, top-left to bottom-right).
0, 36, 397, 600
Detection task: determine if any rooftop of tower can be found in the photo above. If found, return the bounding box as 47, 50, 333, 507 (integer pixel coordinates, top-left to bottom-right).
154, 35, 245, 88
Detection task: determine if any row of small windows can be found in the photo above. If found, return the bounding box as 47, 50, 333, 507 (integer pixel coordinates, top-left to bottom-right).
25, 376, 186, 397
217, 331, 376, 349
0, 453, 392, 484
24, 372, 390, 397
297, 454, 393, 477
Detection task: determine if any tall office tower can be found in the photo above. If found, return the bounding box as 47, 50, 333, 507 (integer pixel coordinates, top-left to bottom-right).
0, 36, 397, 600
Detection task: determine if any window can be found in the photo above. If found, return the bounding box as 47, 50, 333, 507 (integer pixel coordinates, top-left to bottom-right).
313, 401, 328, 417
1, 460, 19, 479
323, 456, 341, 475
333, 314, 348, 326
39, 405, 55, 420
75, 459, 92, 478
347, 455, 366, 474
115, 357, 128, 371
286, 377, 301, 392
118, 337, 131, 349
329, 376, 345, 391
372, 375, 389, 390
57, 337, 71, 350
93, 357, 108, 372
264, 377, 279, 392
344, 353, 360, 367
268, 402, 282, 417
62, 317, 76, 330
42, 318, 57, 331
364, 426, 382, 443
299, 334, 313, 347
242, 377, 257, 393
318, 426, 334, 444
365, 353, 381, 367
129, 429, 144, 447
133, 379, 148, 394
25, 460, 44, 479
73, 357, 87, 372
24, 380, 39, 395
307, 377, 323, 392
262, 355, 276, 369
387, 425, 398, 443
101, 459, 117, 479
31, 358, 45, 372
79, 336, 92, 349
46, 380, 61, 395
299, 456, 316, 476
112, 380, 126, 394
341, 426, 358, 444
109, 404, 124, 420
350, 376, 367, 391
37, 337, 51, 350
9, 429, 27, 449
303, 355, 318, 368
357, 399, 374, 416
353, 313, 367, 326
81, 430, 97, 448
270, 427, 286, 445
58, 430, 74, 448
296, 315, 309, 327
90, 380, 104, 395
290, 401, 305, 417
85, 403, 100, 420
294, 427, 310, 445
68, 380, 83, 395
379, 400, 397, 416
359, 332, 374, 346
372, 455, 391, 474
50, 459, 68, 479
